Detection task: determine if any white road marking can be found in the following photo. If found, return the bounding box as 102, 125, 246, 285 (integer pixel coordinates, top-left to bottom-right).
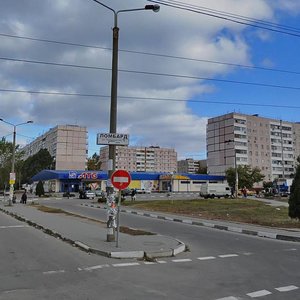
157, 260, 167, 264
283, 248, 297, 252
215, 297, 240, 300
242, 252, 253, 256
275, 285, 299, 292
0, 225, 29, 229
197, 256, 216, 260
219, 254, 239, 258
246, 290, 272, 298
43, 270, 65, 275
81, 264, 110, 271
112, 262, 140, 267
144, 261, 156, 265
172, 259, 192, 263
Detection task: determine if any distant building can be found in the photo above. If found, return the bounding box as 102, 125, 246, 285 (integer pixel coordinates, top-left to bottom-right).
207, 112, 298, 182
177, 158, 206, 174
22, 125, 88, 170
99, 145, 177, 173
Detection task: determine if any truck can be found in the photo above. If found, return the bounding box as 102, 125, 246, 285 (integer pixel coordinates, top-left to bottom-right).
200, 183, 231, 199
275, 178, 293, 197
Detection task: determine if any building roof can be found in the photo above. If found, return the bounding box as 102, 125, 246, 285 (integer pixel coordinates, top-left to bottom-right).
31, 170, 225, 182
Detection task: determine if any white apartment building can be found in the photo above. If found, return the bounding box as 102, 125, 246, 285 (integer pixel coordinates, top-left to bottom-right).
22, 125, 88, 170
177, 158, 204, 174
207, 113, 297, 182
99, 146, 177, 173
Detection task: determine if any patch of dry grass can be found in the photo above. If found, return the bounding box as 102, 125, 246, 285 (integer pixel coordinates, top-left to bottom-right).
124, 199, 300, 228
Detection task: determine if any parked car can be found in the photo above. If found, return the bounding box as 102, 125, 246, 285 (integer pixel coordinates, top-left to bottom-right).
121, 188, 131, 196
136, 188, 151, 194
79, 190, 96, 199
85, 190, 96, 199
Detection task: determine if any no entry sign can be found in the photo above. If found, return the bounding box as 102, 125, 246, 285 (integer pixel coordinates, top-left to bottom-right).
111, 170, 131, 190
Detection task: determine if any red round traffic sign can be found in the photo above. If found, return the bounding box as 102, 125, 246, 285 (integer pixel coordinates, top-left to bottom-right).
111, 170, 131, 190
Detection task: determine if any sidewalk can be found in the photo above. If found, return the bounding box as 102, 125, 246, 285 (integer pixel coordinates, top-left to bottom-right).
82, 203, 300, 243
0, 201, 185, 259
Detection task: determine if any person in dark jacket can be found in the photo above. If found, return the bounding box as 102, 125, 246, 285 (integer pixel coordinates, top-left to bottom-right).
21, 190, 27, 204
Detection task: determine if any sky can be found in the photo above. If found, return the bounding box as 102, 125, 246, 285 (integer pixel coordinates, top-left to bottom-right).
1, 0, 300, 160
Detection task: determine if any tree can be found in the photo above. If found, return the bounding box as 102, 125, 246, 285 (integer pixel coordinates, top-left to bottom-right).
225, 165, 265, 190
21, 149, 54, 183
87, 153, 101, 170
35, 180, 45, 197
0, 138, 23, 190
289, 157, 300, 220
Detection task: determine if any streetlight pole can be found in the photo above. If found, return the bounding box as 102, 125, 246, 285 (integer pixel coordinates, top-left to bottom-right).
0, 119, 33, 206
91, 1, 160, 177
91, 1, 160, 242
225, 139, 238, 198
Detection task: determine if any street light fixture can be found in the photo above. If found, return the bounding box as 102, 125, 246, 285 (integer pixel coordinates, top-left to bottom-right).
91, 1, 160, 242
0, 118, 33, 206
91, 1, 160, 177
225, 139, 238, 198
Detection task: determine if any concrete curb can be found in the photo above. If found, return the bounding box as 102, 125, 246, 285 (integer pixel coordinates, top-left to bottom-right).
82, 203, 300, 243
0, 206, 186, 259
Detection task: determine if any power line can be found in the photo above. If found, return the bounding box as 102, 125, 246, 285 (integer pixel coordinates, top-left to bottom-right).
148, 0, 300, 38
1, 32, 300, 76
1, 56, 300, 91
150, 0, 300, 34
1, 87, 300, 110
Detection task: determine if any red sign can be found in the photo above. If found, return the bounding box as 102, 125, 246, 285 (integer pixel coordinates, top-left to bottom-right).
111, 170, 131, 190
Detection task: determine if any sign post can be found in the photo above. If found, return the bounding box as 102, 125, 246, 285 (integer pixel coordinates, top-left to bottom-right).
111, 170, 131, 247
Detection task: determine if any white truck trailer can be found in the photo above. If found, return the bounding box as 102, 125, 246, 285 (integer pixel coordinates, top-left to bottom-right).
200, 183, 231, 199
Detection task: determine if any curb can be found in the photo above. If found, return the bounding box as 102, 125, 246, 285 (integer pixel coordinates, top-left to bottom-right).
82, 203, 300, 243
0, 206, 186, 259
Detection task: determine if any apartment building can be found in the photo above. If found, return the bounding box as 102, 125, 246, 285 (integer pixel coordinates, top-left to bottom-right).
207, 113, 296, 182
177, 158, 207, 174
22, 125, 88, 170
99, 146, 177, 173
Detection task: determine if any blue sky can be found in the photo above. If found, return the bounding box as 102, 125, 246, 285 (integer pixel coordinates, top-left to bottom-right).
1, 0, 300, 160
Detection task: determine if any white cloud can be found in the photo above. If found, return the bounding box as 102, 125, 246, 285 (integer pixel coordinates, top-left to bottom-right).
0, 0, 298, 159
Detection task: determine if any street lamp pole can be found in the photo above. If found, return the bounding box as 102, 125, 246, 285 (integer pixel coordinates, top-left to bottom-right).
0, 119, 33, 206
91, 1, 160, 177
91, 1, 160, 242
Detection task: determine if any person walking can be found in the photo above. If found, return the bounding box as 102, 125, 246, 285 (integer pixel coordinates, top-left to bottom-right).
21, 190, 27, 204
131, 188, 136, 201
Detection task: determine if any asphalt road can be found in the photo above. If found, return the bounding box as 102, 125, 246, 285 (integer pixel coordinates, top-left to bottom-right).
1, 198, 299, 299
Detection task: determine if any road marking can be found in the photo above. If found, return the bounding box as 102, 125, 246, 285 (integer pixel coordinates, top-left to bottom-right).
275, 285, 299, 292
172, 259, 192, 263
0, 225, 29, 229
283, 248, 297, 251
80, 264, 110, 271
215, 297, 240, 300
43, 270, 65, 275
112, 262, 140, 267
157, 260, 167, 264
144, 261, 156, 265
197, 256, 216, 260
218, 254, 239, 258
246, 290, 272, 298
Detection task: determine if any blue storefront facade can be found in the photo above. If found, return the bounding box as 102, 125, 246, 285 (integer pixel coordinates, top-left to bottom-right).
31, 170, 226, 193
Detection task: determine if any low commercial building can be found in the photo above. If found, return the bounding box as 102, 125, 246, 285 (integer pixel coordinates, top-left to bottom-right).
31, 170, 225, 193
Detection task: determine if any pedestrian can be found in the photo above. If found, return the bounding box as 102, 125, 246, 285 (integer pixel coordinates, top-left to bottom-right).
242, 187, 247, 198
21, 190, 27, 204
131, 188, 136, 201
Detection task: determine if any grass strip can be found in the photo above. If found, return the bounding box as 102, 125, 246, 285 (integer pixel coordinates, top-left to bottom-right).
123, 199, 299, 228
